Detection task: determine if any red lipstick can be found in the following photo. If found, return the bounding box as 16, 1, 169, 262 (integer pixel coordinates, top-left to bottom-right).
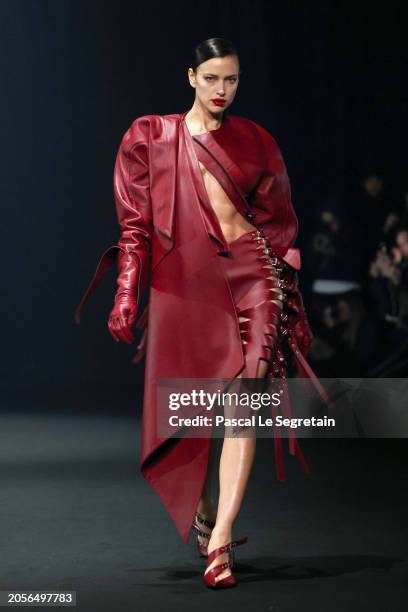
211, 98, 226, 106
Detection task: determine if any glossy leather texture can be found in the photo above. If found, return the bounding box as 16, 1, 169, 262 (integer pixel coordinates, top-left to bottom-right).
107, 250, 139, 343
74, 111, 327, 543
203, 536, 248, 588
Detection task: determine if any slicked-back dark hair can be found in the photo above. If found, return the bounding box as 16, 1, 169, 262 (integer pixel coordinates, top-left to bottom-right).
191, 37, 240, 72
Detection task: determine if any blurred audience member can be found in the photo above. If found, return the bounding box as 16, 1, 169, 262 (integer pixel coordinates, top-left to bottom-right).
303, 177, 408, 378
309, 290, 407, 376
398, 190, 408, 227
306, 195, 365, 296
351, 171, 398, 262
369, 227, 408, 327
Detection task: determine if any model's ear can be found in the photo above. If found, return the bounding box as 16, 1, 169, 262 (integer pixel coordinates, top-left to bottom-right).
187, 67, 197, 88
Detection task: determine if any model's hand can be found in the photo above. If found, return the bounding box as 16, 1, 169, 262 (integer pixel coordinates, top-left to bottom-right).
108, 250, 140, 344
292, 315, 313, 357
108, 295, 138, 344
283, 296, 313, 358
277, 260, 314, 358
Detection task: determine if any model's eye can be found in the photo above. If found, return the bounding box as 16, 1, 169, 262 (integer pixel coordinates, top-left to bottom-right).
228, 78, 237, 83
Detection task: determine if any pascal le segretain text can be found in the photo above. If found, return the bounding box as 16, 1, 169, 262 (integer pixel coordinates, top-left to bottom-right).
168, 414, 336, 429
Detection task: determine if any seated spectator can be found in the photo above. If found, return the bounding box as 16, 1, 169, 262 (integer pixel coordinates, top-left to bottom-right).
349, 171, 399, 265
309, 290, 408, 376
306, 195, 366, 294
397, 189, 408, 228
369, 227, 408, 327
393, 227, 408, 323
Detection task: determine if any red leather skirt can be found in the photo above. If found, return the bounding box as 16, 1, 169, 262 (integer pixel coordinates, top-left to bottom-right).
217, 227, 312, 480
218, 228, 288, 379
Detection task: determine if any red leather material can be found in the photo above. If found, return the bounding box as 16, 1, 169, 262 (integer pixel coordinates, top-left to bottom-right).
276, 260, 314, 358
107, 250, 140, 344
74, 111, 325, 543
218, 229, 284, 379
281, 247, 301, 270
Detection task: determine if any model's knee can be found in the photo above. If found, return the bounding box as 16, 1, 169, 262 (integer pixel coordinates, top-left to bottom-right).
255, 357, 269, 379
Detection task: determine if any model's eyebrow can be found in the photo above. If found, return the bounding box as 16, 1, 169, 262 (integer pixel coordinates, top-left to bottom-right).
204, 73, 238, 77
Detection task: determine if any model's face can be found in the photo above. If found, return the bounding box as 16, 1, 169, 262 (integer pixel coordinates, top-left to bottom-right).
188, 55, 239, 112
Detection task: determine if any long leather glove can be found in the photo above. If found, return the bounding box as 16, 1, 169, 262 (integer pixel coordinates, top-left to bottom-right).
277, 260, 314, 358
276, 257, 334, 411
108, 117, 152, 345
74, 117, 152, 340
108, 250, 140, 344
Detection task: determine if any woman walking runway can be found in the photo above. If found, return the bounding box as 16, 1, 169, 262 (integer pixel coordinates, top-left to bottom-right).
75, 37, 319, 589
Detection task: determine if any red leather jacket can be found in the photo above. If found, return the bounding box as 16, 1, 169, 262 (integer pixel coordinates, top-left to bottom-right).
75, 111, 325, 543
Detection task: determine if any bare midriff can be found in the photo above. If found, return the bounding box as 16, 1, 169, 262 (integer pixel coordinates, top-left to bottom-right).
198, 160, 257, 244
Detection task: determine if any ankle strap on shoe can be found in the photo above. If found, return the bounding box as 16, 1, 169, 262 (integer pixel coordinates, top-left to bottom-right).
192, 524, 211, 539
195, 512, 216, 529
206, 559, 232, 578
207, 536, 248, 565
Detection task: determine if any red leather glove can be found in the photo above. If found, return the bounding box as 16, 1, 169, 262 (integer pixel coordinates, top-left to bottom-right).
107, 116, 152, 345
74, 117, 152, 342
289, 291, 314, 358
277, 261, 314, 358
108, 250, 140, 344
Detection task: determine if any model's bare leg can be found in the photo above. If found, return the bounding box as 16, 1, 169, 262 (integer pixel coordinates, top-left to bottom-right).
205, 315, 270, 582
195, 438, 218, 545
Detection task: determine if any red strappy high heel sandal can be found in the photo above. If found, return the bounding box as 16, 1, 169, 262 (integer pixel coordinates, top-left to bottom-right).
192, 512, 216, 558
203, 536, 248, 588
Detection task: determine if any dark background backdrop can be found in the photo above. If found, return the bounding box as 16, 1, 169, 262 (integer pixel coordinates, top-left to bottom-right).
0, 0, 406, 400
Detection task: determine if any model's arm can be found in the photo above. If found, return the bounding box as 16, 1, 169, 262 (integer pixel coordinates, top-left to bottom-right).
108, 117, 153, 344
251, 122, 313, 358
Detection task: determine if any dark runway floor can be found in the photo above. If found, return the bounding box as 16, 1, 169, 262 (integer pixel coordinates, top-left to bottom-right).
1, 398, 407, 611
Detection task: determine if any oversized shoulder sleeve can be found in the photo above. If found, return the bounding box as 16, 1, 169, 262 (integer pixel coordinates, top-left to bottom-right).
74, 116, 153, 324
114, 116, 152, 257
248, 120, 299, 250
